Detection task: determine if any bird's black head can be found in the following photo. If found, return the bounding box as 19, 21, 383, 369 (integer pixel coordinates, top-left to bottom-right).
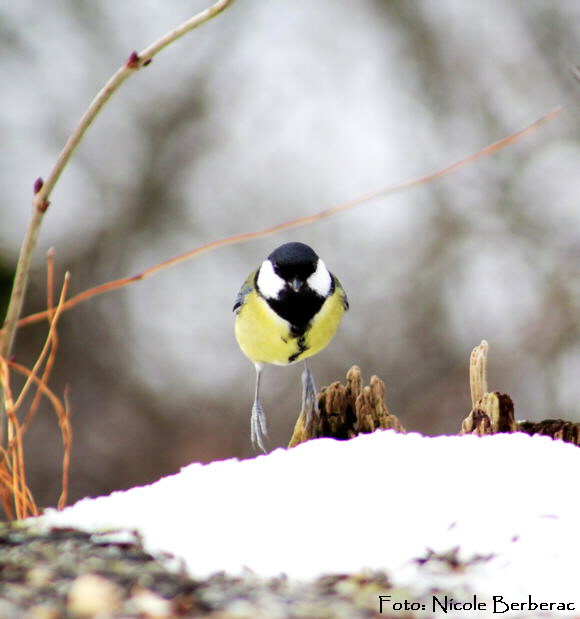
267, 242, 319, 283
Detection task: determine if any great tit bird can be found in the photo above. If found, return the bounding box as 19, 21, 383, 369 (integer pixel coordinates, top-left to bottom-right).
234, 242, 349, 452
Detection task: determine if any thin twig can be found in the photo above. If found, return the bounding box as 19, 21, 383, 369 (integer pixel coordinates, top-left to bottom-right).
16, 105, 563, 327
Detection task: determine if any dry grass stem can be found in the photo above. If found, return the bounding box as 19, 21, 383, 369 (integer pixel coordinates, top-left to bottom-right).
12, 273, 69, 416
0, 377, 38, 519
23, 249, 59, 431
0, 267, 73, 518
6, 361, 72, 515
58, 386, 72, 510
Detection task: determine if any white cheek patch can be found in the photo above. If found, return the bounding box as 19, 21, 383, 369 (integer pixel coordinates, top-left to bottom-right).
256, 259, 285, 299
307, 259, 332, 297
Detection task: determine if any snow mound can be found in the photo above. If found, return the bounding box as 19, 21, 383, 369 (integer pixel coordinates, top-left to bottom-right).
39, 431, 580, 614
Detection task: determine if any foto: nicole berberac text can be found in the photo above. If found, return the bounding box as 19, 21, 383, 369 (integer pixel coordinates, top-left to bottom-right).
378, 594, 576, 614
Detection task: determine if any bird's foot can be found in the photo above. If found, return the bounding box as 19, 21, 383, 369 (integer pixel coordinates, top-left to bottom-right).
301, 365, 319, 428
251, 400, 268, 453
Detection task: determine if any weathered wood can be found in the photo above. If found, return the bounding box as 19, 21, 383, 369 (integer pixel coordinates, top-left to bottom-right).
461, 341, 579, 446
288, 366, 404, 447
517, 419, 580, 445
469, 339, 489, 408
460, 408, 493, 436
290, 341, 580, 449
462, 341, 517, 436
461, 392, 516, 436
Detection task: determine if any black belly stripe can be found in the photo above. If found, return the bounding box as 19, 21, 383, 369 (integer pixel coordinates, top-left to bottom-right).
288, 335, 308, 363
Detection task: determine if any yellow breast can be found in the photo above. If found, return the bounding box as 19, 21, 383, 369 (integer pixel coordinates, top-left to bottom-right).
235, 287, 346, 366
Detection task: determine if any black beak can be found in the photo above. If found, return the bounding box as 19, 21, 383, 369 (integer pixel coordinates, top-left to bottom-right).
289, 278, 304, 293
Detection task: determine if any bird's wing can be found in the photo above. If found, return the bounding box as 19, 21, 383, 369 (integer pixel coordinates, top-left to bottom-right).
333, 274, 349, 311
233, 271, 256, 313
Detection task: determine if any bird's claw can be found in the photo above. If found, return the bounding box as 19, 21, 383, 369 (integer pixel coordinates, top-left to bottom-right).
301, 365, 319, 428
251, 400, 268, 453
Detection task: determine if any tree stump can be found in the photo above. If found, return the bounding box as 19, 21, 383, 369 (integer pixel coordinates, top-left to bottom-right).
288, 366, 404, 447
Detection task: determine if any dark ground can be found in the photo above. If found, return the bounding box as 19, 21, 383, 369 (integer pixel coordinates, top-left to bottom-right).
0, 524, 402, 618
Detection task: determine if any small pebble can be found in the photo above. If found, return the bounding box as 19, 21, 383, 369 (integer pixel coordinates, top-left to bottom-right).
130, 588, 172, 618
67, 573, 122, 616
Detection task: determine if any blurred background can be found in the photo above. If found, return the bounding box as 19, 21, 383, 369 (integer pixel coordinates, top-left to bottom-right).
1, 0, 580, 508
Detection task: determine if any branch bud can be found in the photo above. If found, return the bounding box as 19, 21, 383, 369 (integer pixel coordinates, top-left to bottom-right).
33, 177, 44, 194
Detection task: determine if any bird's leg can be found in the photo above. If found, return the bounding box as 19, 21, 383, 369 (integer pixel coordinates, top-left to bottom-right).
301, 358, 319, 427
250, 363, 268, 453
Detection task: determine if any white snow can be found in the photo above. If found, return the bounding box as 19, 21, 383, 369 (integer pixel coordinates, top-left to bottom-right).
38, 431, 580, 616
